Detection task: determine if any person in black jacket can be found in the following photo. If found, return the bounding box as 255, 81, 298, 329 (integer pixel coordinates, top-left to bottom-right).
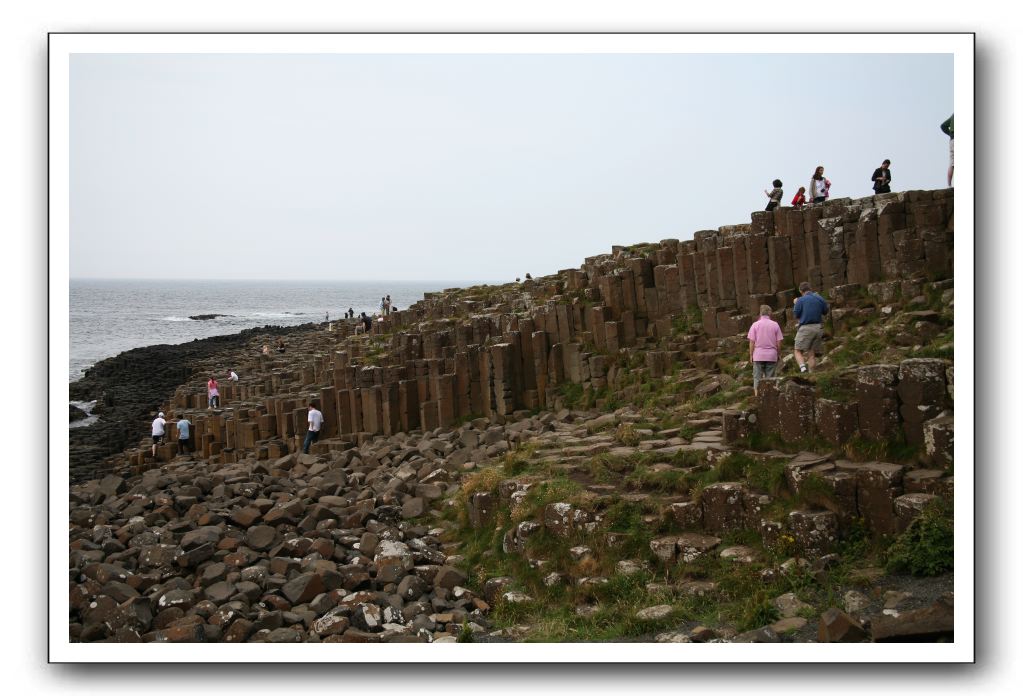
871, 159, 892, 194
941, 114, 954, 186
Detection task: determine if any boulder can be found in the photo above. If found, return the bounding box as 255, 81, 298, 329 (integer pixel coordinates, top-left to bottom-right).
870, 594, 954, 642
818, 608, 867, 643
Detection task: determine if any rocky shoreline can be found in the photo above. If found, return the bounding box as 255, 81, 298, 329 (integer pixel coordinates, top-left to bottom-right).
68, 323, 316, 483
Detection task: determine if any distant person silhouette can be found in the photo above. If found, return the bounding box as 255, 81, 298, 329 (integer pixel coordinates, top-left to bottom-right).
941, 114, 954, 186
871, 159, 892, 194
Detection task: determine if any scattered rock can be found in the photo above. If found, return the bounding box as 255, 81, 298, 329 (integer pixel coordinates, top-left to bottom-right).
635, 605, 673, 621
818, 608, 868, 643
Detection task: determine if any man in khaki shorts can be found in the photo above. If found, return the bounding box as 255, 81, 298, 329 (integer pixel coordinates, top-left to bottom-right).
793, 281, 829, 373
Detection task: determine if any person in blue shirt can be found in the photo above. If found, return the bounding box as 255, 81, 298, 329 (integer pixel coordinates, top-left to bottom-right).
792, 281, 829, 373
176, 416, 192, 456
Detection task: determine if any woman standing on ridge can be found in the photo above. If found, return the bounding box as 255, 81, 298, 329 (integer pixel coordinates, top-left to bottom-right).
207, 376, 220, 409
809, 166, 831, 205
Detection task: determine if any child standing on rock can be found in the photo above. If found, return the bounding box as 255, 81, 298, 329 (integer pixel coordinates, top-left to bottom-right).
791, 186, 807, 209
764, 179, 783, 211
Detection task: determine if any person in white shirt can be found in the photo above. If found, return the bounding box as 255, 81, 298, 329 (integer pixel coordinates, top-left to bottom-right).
151, 411, 166, 457
227, 369, 239, 381
303, 402, 323, 454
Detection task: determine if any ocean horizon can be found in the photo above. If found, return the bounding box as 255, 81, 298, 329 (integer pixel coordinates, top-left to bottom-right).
69, 278, 495, 382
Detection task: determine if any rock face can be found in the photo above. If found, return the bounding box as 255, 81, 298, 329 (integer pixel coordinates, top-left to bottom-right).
67, 188, 955, 644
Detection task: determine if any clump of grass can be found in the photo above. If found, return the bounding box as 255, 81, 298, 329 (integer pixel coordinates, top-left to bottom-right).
502, 442, 539, 476
625, 465, 691, 494
558, 382, 585, 409
670, 449, 705, 467
614, 423, 641, 447
744, 457, 790, 497
814, 373, 855, 401
459, 466, 504, 502
736, 595, 781, 633
843, 435, 919, 463
795, 472, 838, 508
509, 476, 584, 524
885, 499, 954, 576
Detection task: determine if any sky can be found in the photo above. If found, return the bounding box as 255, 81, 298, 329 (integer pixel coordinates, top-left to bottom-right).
70, 52, 953, 282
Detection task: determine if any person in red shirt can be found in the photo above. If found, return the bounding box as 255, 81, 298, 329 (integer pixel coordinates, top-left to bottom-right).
791, 186, 807, 209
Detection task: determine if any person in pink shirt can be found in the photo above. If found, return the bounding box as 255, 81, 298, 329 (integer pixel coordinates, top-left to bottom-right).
747, 305, 784, 396
207, 376, 220, 409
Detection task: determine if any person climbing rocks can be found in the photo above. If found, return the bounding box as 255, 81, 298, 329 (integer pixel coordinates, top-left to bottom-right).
747, 304, 784, 396
764, 179, 783, 211
207, 376, 220, 409
303, 401, 323, 454
176, 415, 191, 456
941, 114, 954, 186
792, 281, 829, 373
151, 411, 166, 457
276, 338, 286, 354
227, 368, 238, 381
809, 166, 831, 205
871, 159, 892, 194
791, 186, 807, 209
361, 311, 372, 333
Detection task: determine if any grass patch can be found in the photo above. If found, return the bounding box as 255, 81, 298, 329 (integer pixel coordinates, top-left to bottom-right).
885, 499, 954, 576
913, 343, 954, 361
743, 457, 790, 497
614, 423, 641, 447
557, 382, 585, 409
813, 372, 856, 401
842, 435, 919, 463
502, 442, 541, 476
625, 465, 693, 494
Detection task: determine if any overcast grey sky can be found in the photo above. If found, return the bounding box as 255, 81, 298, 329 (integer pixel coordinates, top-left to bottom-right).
70, 52, 953, 282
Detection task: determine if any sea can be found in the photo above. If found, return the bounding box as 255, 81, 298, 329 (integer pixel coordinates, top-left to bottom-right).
69, 278, 482, 384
